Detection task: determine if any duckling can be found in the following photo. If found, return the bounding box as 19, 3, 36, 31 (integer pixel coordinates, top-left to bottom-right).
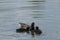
34, 26, 42, 35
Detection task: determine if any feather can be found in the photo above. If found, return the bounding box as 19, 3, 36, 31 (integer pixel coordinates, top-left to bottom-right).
19, 23, 30, 29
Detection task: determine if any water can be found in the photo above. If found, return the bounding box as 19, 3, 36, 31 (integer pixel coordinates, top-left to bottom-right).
0, 0, 60, 40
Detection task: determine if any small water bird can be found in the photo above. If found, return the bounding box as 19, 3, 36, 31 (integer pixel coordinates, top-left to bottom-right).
30, 26, 42, 36
19, 22, 35, 30
16, 22, 42, 36
16, 22, 35, 33
34, 26, 42, 35
19, 23, 30, 29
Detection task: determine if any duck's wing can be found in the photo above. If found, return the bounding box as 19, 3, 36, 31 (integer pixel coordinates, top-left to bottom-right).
19, 23, 30, 29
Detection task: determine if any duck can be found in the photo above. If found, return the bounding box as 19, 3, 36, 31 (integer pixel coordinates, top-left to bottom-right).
19, 22, 35, 30
19, 23, 30, 29
16, 22, 35, 32
17, 22, 42, 35
16, 27, 30, 33
34, 26, 42, 35
30, 26, 42, 36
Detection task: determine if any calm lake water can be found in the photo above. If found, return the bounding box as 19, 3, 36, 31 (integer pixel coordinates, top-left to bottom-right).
0, 0, 60, 40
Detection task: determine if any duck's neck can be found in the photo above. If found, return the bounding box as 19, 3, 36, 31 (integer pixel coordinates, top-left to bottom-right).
31, 24, 34, 27
31, 22, 35, 27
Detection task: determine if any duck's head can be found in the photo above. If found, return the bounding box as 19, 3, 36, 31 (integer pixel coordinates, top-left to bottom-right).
31, 22, 35, 27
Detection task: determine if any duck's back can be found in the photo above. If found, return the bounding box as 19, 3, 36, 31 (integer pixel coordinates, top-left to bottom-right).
19, 23, 30, 29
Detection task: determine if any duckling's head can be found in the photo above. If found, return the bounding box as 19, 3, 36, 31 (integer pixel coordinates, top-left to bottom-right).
36, 26, 39, 30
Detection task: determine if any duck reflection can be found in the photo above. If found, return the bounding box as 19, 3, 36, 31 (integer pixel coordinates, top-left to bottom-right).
16, 22, 42, 37
28, 0, 45, 18
28, 0, 45, 2
31, 30, 35, 37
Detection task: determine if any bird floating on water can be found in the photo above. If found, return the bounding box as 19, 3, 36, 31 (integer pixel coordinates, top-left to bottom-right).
16, 22, 42, 36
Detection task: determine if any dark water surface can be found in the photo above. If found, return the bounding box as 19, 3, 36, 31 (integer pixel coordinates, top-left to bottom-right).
0, 0, 60, 40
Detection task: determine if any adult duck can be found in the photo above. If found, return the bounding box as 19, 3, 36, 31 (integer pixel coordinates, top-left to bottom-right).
19, 23, 30, 29
19, 22, 35, 30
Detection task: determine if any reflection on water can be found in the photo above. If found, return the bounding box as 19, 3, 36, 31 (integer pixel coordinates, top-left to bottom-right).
31, 14, 43, 18
27, 0, 45, 18
27, 0, 45, 2
19, 0, 45, 19
28, 1, 45, 2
